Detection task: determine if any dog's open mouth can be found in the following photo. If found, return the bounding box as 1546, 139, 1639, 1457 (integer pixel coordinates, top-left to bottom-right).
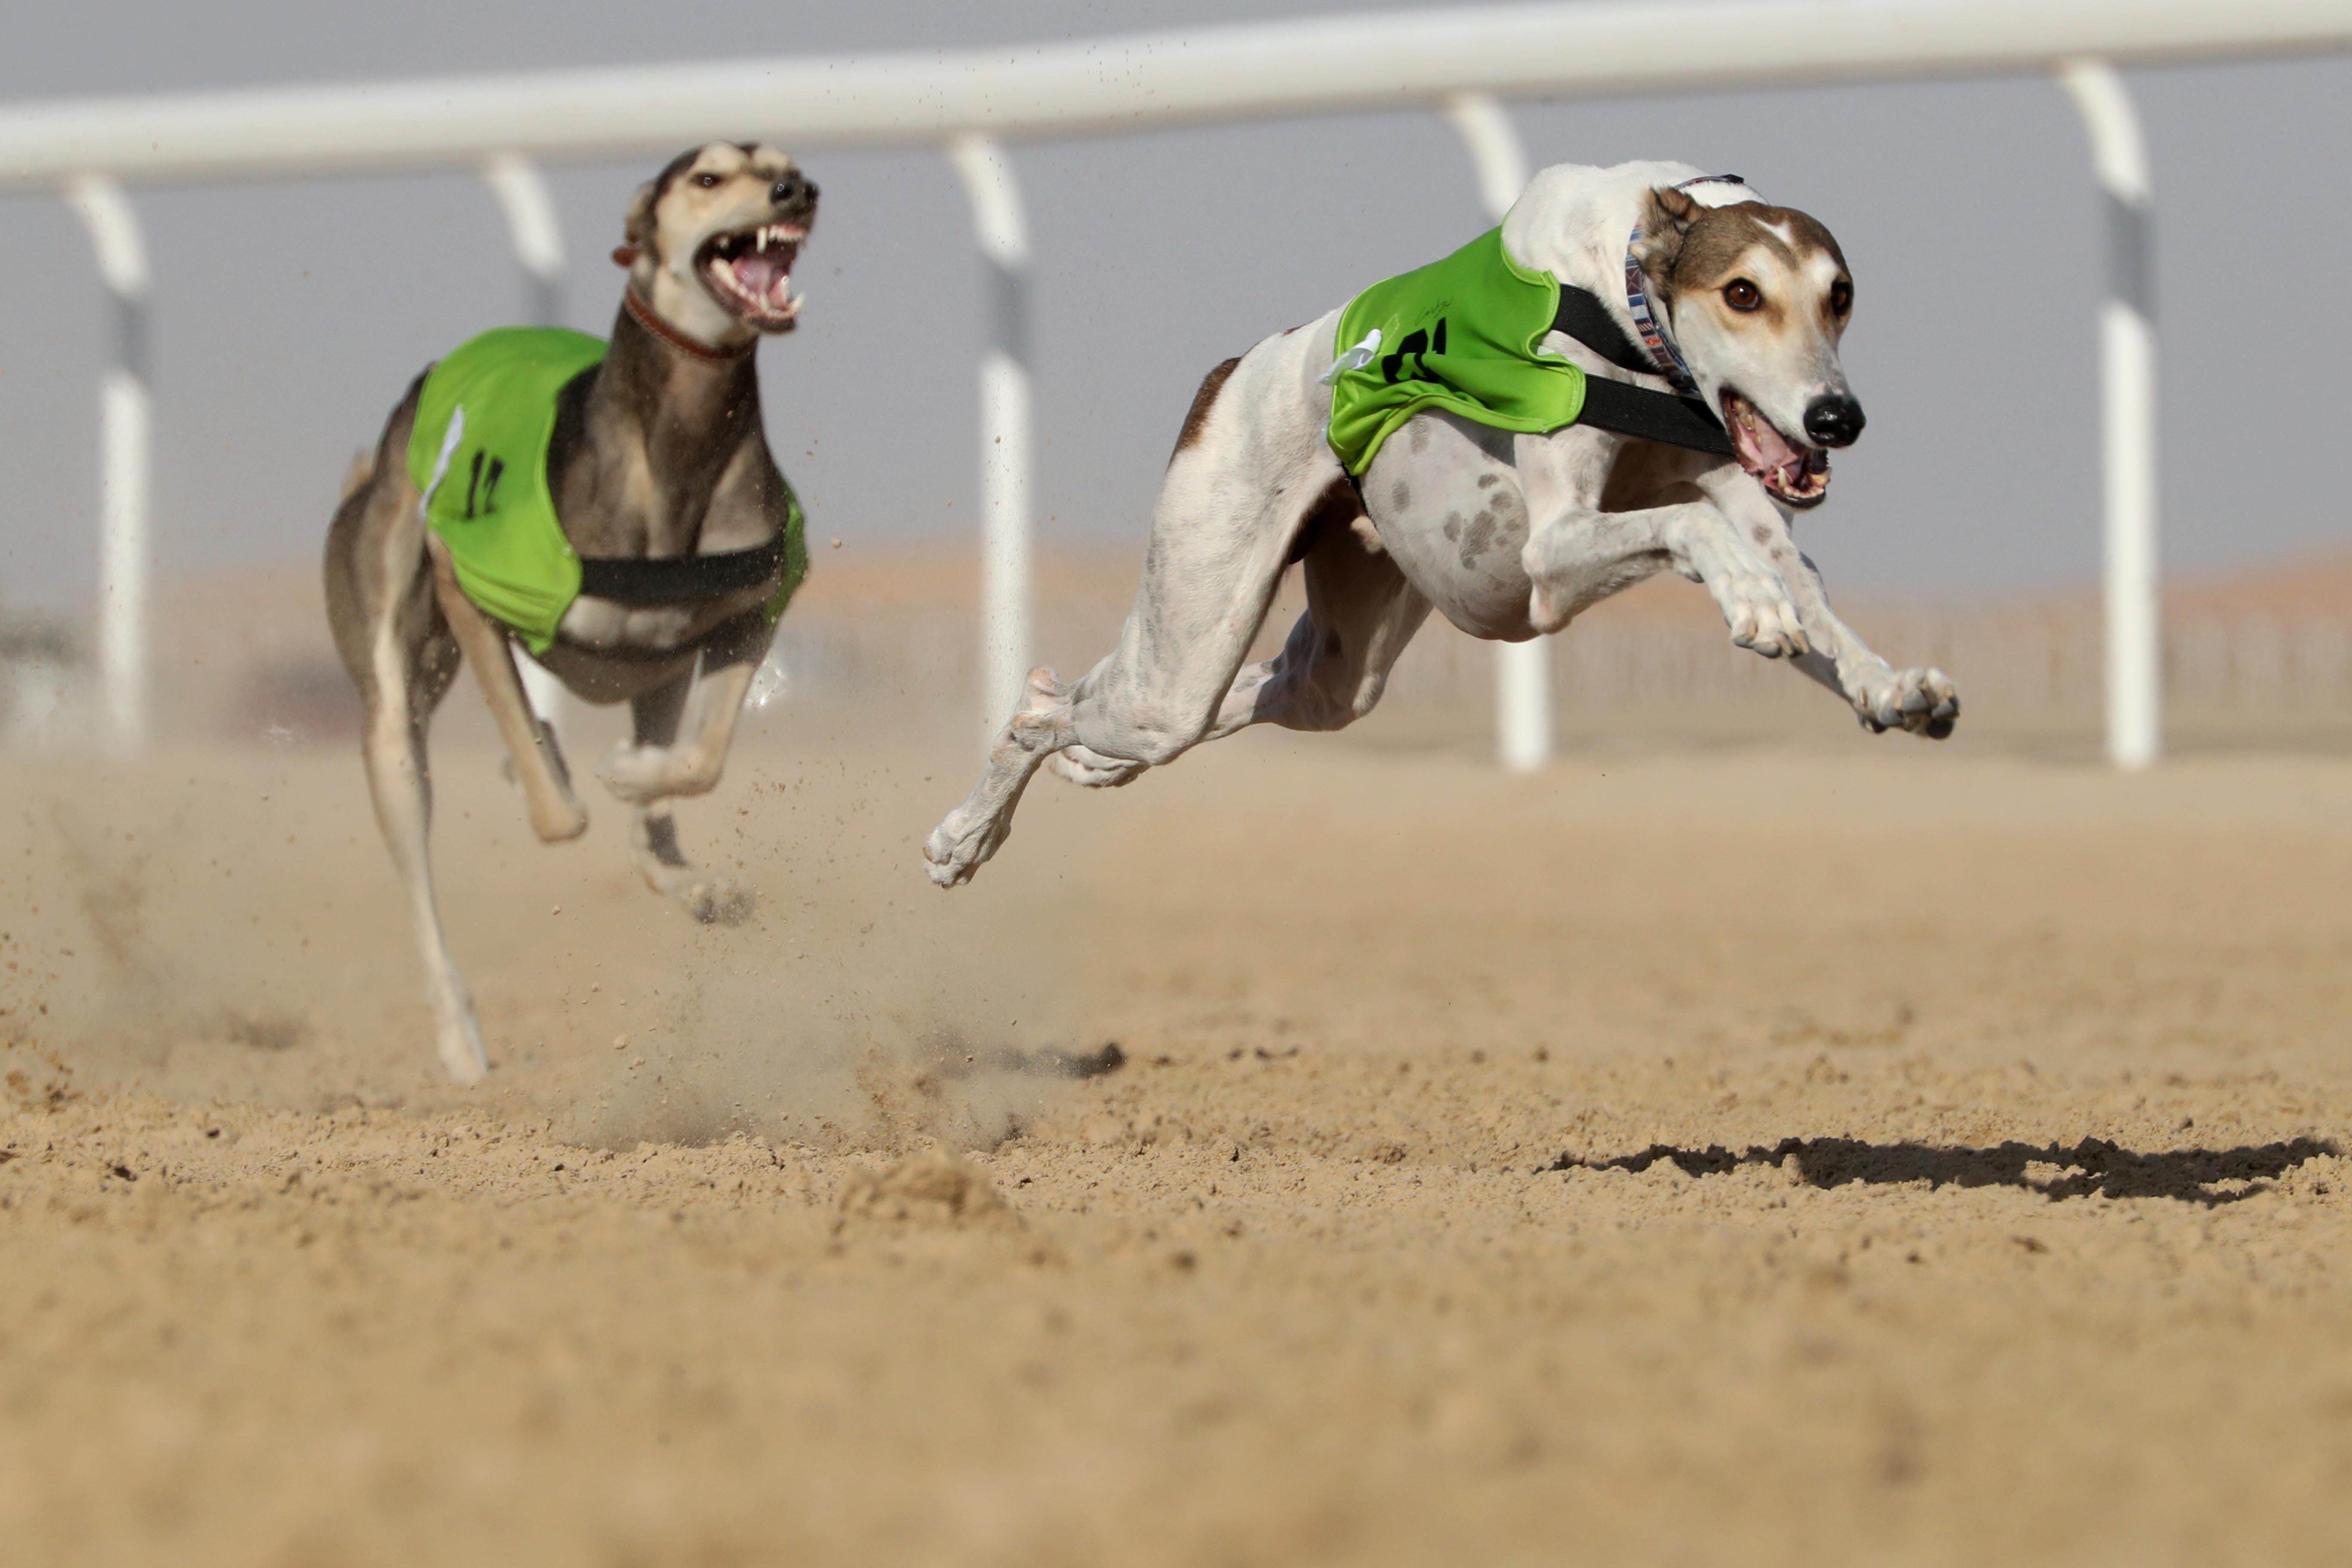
698, 224, 804, 330
1722, 391, 1830, 508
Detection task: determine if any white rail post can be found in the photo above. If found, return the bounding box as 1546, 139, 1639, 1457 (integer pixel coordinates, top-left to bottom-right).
947, 133, 1034, 747
2058, 60, 2160, 771
479, 152, 573, 742
481, 151, 567, 332
1442, 92, 1553, 774
64, 174, 151, 754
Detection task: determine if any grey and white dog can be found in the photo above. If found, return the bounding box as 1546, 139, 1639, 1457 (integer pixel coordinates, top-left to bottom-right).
926, 160, 1957, 888
325, 142, 816, 1082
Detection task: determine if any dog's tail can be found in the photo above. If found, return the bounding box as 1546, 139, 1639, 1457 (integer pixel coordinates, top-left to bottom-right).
340, 448, 377, 501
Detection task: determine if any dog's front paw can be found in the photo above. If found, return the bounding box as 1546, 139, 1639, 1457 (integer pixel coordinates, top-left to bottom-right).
1712, 570, 1810, 659
1853, 666, 1959, 739
924, 808, 1009, 888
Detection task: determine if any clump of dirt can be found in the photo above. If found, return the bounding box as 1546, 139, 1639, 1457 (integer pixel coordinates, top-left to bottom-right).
2, 1041, 80, 1110
834, 1147, 1019, 1233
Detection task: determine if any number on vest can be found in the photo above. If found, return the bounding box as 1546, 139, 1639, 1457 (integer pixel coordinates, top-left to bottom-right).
1381, 317, 1448, 384
463, 450, 508, 520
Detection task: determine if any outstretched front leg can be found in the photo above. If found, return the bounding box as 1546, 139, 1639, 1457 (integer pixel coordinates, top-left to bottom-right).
599, 612, 771, 924
1519, 429, 1813, 658
1694, 469, 1959, 738
427, 537, 588, 842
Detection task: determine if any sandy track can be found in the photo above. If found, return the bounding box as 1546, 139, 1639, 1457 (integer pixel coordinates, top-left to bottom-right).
5, 729, 2352, 1565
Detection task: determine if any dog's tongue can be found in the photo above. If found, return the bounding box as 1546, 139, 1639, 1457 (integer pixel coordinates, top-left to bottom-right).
1733, 401, 1802, 472
732, 252, 792, 309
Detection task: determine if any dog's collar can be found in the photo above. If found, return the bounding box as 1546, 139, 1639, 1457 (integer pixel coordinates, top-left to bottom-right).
1622, 240, 1700, 395
623, 288, 756, 364
1621, 173, 1748, 397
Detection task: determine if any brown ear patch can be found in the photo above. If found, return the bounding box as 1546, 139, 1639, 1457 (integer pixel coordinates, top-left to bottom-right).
622, 178, 661, 253
1632, 186, 1703, 294
1169, 355, 1243, 464
622, 145, 717, 257
1668, 202, 1848, 293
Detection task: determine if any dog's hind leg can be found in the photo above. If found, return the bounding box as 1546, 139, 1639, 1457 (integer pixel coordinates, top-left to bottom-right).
922, 667, 1083, 885
1044, 744, 1149, 787
926, 328, 1341, 887
360, 683, 485, 1083
1200, 484, 1431, 741
1041, 487, 1428, 783
326, 424, 488, 1084
426, 537, 588, 843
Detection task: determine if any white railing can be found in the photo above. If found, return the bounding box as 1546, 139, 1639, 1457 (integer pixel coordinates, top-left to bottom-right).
7, 0, 2352, 761
2057, 61, 2162, 771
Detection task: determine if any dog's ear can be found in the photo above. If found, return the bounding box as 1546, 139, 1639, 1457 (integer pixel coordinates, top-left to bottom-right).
1632, 185, 1703, 293
621, 177, 661, 262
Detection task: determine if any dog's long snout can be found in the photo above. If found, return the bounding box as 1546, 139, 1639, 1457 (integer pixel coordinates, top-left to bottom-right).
1802, 393, 1866, 449
771, 173, 819, 215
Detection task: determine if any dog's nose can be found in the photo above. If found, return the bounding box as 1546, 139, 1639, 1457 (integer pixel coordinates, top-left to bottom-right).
772, 175, 818, 209
1802, 394, 1866, 449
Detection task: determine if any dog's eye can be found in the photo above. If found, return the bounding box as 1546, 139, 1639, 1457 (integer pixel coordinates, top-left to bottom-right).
1723, 279, 1762, 312
695, 172, 723, 189
1829, 279, 1853, 315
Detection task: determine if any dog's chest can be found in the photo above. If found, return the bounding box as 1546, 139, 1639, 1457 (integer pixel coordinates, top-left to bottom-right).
555, 597, 707, 651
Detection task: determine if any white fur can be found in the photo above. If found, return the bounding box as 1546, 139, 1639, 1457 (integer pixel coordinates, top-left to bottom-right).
924, 160, 1957, 889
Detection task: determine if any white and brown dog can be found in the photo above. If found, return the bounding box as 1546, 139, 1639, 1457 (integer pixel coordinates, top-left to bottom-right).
926, 160, 1957, 887
326, 142, 816, 1081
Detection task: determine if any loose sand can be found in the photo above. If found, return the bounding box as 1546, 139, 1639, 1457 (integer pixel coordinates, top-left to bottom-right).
5, 719, 2352, 1566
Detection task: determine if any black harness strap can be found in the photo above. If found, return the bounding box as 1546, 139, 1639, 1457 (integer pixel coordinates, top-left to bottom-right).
576, 535, 787, 606
1576, 378, 1733, 457
1549, 284, 1734, 458
1550, 285, 1657, 377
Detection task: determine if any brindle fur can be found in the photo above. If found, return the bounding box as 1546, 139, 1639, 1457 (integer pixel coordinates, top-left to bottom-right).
324, 141, 816, 1082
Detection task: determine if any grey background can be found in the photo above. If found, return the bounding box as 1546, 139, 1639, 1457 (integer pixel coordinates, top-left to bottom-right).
0, 0, 2344, 613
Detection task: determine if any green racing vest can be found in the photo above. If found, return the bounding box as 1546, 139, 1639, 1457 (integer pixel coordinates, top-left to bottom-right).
1324, 227, 1589, 478
405, 326, 805, 655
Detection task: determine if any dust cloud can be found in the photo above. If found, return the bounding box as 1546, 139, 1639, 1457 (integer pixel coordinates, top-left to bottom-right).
0, 723, 1109, 1155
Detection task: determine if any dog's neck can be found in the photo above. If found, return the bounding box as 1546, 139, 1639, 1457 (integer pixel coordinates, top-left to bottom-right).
1618, 232, 1700, 395
1506, 164, 1756, 394
552, 297, 769, 559
623, 288, 756, 364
